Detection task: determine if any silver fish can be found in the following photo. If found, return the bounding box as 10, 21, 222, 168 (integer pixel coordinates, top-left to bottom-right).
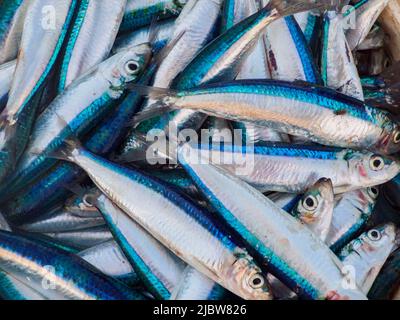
321, 11, 364, 100
346, 0, 390, 50
58, 0, 127, 91
52, 141, 273, 300
339, 224, 396, 294
177, 143, 367, 299
326, 187, 379, 252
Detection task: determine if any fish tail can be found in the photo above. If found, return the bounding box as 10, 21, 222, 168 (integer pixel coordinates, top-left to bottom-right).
126, 84, 179, 124
365, 62, 400, 112
267, 0, 346, 17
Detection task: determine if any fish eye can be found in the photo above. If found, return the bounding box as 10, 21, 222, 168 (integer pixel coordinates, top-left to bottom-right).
393, 131, 400, 144
82, 194, 95, 208
124, 60, 140, 75
367, 229, 382, 241
248, 273, 265, 289
302, 195, 318, 211
369, 155, 385, 171
367, 187, 379, 199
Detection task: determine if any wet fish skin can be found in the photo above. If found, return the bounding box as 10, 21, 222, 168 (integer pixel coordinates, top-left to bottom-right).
186, 143, 399, 194
0, 43, 152, 202
291, 178, 334, 241
78, 240, 140, 286
171, 265, 227, 300
0, 0, 29, 65
86, 189, 186, 300
0, 230, 144, 300
0, 0, 78, 178
0, 60, 16, 113
345, 0, 390, 51
339, 223, 396, 294
149, 79, 400, 155
43, 225, 113, 251
52, 142, 272, 300
177, 143, 367, 300
326, 187, 379, 253
120, 0, 187, 33
321, 11, 364, 100
58, 0, 127, 92
19, 205, 105, 234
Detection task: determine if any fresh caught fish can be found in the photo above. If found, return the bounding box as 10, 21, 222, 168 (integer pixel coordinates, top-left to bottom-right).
84, 189, 186, 300
321, 11, 364, 100
78, 240, 139, 286
120, 0, 187, 33
345, 0, 390, 50
43, 225, 113, 251
0, 42, 152, 201
0, 0, 78, 183
0, 60, 16, 112
0, 0, 29, 64
135, 79, 400, 155
0, 230, 143, 299
175, 143, 399, 194
326, 187, 379, 252
19, 205, 105, 233
291, 178, 334, 241
177, 143, 367, 299
58, 0, 127, 91
114, 19, 175, 54
339, 224, 396, 294
49, 140, 273, 300
170, 266, 226, 300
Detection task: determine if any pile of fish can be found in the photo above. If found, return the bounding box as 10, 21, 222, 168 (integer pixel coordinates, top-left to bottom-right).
1, 0, 400, 300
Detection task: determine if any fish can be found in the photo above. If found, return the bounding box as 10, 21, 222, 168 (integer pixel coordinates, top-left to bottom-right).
84, 188, 186, 300
0, 42, 152, 202
170, 143, 400, 194
77, 240, 140, 286
58, 0, 127, 92
43, 225, 113, 251
0, 0, 78, 183
338, 223, 397, 294
326, 187, 379, 252
0, 0, 29, 65
48, 138, 273, 300
176, 142, 367, 299
18, 205, 105, 234
321, 10, 364, 100
170, 266, 227, 300
0, 229, 143, 300
345, 0, 390, 50
120, 0, 187, 33
133, 79, 400, 155
291, 178, 334, 241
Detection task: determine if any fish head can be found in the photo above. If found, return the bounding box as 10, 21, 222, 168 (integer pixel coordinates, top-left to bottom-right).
376, 125, 400, 155
346, 224, 397, 264
292, 178, 334, 225
225, 250, 273, 300
104, 43, 152, 92
348, 151, 400, 188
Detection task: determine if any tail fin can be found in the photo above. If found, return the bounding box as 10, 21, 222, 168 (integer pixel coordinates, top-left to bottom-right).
125, 85, 179, 125
364, 62, 400, 113
267, 0, 346, 17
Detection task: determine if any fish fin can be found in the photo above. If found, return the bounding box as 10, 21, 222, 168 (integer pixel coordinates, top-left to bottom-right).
125, 85, 178, 124
267, 0, 346, 17
147, 16, 161, 48
365, 63, 400, 112
115, 131, 173, 164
